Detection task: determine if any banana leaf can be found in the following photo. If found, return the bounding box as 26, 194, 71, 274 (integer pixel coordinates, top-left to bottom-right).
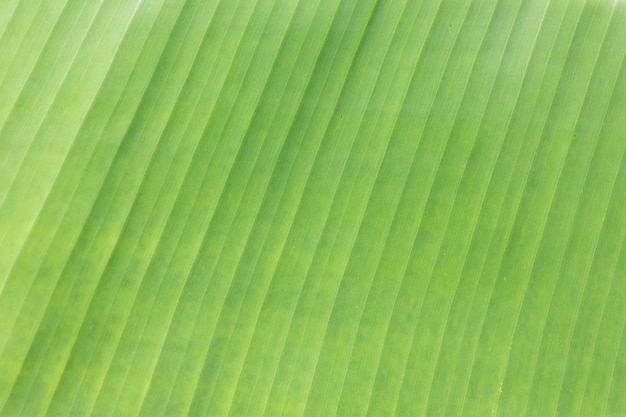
0, 0, 625, 416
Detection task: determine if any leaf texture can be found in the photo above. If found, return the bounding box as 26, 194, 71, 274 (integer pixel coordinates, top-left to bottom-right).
0, 0, 625, 416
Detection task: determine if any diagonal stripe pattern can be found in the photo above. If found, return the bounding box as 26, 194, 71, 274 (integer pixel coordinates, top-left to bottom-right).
0, 0, 625, 416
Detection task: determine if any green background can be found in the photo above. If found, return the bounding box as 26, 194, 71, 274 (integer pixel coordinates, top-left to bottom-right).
0, 0, 625, 416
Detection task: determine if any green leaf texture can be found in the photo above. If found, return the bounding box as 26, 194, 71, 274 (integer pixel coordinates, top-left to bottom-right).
1, 0, 625, 416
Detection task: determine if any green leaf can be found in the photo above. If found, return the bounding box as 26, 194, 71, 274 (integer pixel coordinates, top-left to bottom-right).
1, 0, 625, 416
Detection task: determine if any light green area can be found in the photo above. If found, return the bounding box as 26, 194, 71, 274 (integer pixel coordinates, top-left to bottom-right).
0, 0, 625, 416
